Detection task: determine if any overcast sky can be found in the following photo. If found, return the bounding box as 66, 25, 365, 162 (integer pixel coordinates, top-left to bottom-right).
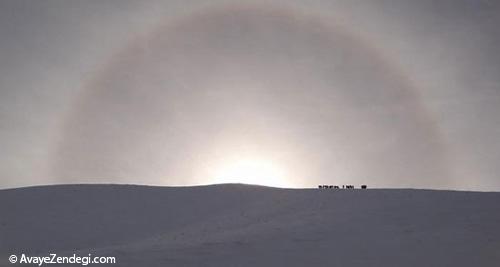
1, 0, 499, 190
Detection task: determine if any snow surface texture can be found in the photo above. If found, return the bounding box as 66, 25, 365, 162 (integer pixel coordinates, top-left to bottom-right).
1, 184, 499, 266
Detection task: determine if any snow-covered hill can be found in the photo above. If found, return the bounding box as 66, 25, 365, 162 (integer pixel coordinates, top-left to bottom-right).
1, 184, 499, 266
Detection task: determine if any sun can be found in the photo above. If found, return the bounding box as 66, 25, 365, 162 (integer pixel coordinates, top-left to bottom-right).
212, 158, 289, 188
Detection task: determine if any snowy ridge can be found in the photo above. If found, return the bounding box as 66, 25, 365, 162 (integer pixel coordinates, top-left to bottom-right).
1, 184, 499, 266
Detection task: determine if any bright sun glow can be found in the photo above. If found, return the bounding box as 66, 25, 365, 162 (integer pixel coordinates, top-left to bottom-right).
212, 159, 289, 188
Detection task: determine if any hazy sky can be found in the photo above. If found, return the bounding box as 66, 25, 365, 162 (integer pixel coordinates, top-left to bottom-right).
1, 0, 499, 190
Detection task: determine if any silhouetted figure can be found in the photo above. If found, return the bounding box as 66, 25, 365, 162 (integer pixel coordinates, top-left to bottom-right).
334, 186, 339, 189
361, 185, 367, 189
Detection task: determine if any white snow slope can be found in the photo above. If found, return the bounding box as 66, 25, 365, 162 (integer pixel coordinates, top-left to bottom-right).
1, 184, 499, 266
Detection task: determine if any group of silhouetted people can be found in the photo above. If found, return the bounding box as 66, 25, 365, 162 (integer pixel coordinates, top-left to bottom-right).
318, 184, 367, 189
